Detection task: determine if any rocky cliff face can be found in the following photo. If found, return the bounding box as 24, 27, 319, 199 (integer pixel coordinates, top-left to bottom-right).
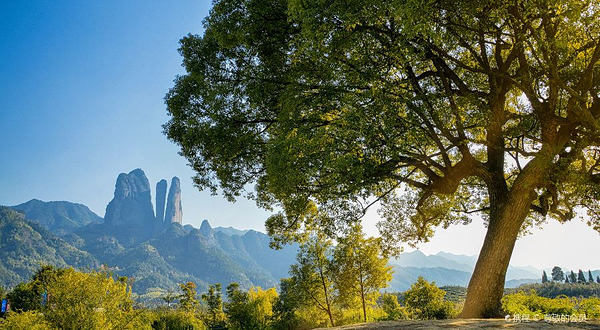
164, 177, 182, 224
104, 169, 155, 228
155, 179, 167, 222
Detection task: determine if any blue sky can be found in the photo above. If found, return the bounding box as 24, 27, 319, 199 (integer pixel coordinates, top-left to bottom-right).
0, 0, 598, 270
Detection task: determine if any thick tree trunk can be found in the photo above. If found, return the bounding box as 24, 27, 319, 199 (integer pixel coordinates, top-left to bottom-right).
459, 188, 534, 318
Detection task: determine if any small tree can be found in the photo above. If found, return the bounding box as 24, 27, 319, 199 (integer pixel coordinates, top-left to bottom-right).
565, 276, 569, 284
178, 282, 200, 313
224, 283, 262, 330
588, 270, 594, 284
577, 270, 586, 283
271, 278, 300, 330
381, 293, 407, 321
596, 276, 600, 284
541, 271, 548, 284
288, 234, 336, 327
551, 267, 564, 282
202, 283, 226, 329
333, 226, 393, 322
570, 271, 577, 283
403, 277, 455, 320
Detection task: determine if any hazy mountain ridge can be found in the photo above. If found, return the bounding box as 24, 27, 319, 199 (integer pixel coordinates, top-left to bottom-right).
4, 176, 297, 294
387, 250, 552, 291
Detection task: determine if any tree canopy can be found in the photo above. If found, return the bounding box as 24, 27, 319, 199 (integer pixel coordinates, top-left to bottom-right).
165, 0, 600, 318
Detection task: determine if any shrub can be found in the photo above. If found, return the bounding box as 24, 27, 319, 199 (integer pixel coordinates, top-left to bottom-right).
0, 311, 53, 330
502, 290, 600, 319
151, 310, 206, 330
381, 293, 408, 320
403, 277, 456, 320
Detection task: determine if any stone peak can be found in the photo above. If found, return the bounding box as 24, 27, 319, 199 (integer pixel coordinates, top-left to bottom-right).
200, 219, 212, 233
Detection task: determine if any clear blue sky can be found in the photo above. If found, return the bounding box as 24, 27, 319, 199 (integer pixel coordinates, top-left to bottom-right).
0, 0, 598, 270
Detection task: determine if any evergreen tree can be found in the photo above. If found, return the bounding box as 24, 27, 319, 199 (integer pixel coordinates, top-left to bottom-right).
588, 270, 594, 284
551, 266, 564, 282
541, 271, 548, 284
570, 271, 577, 283
577, 270, 586, 283
597, 276, 600, 284
565, 276, 569, 284
202, 283, 226, 329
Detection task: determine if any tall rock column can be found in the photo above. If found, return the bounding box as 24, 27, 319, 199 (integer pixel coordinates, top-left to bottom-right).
104, 169, 155, 227
165, 176, 183, 224
155, 179, 167, 222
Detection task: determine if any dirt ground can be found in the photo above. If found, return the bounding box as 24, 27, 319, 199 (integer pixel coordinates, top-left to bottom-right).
313, 319, 600, 329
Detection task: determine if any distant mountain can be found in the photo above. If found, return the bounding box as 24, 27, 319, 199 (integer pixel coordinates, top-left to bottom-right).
0, 207, 99, 288
392, 250, 541, 282
389, 266, 472, 291
10, 199, 102, 233
505, 278, 540, 288
4, 169, 299, 296
392, 250, 473, 272
214, 225, 250, 237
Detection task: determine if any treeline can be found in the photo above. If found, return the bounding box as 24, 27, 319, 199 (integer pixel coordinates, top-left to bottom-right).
0, 266, 459, 330
543, 266, 599, 284
507, 282, 600, 299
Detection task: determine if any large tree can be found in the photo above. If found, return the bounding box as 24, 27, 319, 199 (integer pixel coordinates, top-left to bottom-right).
165, 0, 600, 317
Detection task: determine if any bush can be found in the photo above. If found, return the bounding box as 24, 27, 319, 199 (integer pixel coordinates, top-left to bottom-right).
0, 311, 53, 330
502, 290, 600, 319
403, 277, 456, 320
42, 269, 139, 330
381, 293, 408, 320
151, 310, 206, 330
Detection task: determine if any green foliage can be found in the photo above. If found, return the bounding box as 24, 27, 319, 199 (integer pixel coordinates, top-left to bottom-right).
224, 283, 262, 330
201, 283, 226, 329
551, 266, 565, 282
502, 290, 600, 319
380, 293, 408, 321
506, 282, 600, 299
439, 286, 467, 303
570, 271, 577, 283
403, 277, 456, 320
270, 278, 300, 330
333, 226, 393, 322
0, 311, 53, 330
7, 265, 66, 312
578, 270, 587, 283
178, 282, 200, 313
288, 234, 337, 327
164, 0, 600, 316
542, 271, 548, 283
42, 269, 138, 330
151, 310, 206, 330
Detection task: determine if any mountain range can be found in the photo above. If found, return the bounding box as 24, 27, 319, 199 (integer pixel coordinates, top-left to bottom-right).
388, 250, 543, 291
4, 168, 590, 296
1, 169, 297, 299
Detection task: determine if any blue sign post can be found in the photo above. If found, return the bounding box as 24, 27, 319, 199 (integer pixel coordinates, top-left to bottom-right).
1, 299, 7, 313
